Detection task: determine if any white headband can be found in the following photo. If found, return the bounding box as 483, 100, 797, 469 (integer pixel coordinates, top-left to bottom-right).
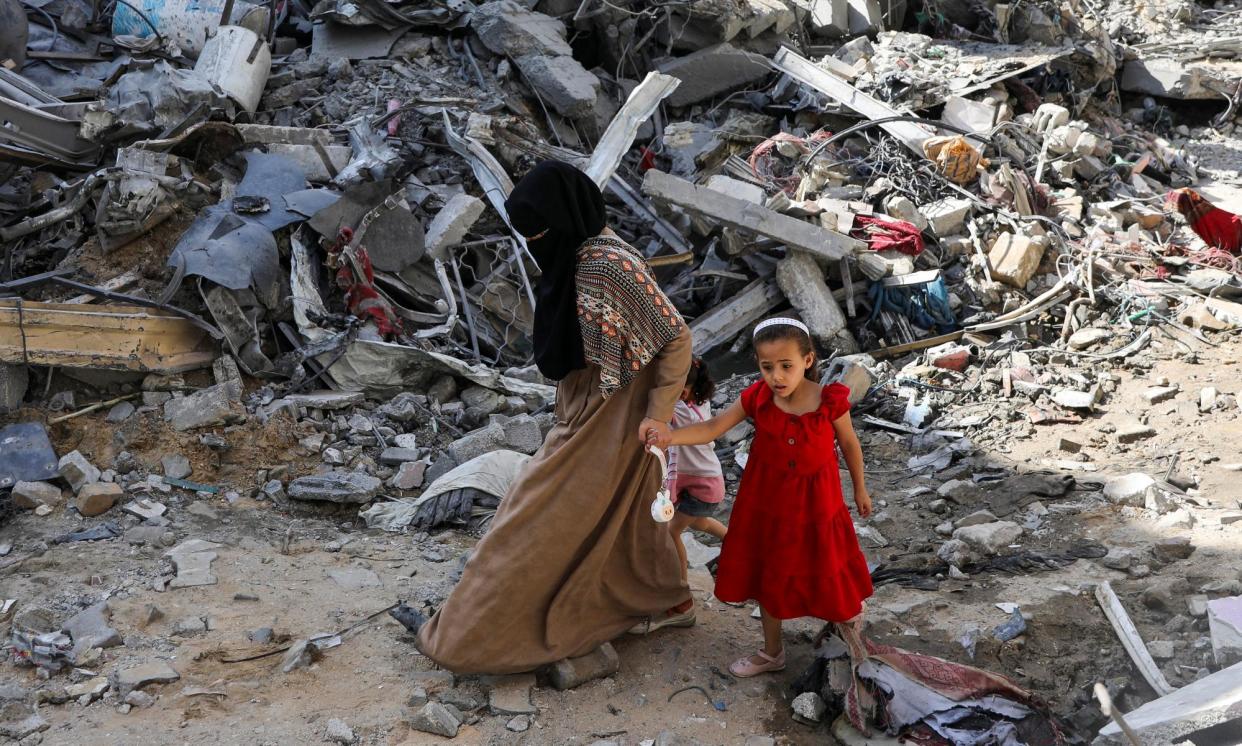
753, 317, 810, 338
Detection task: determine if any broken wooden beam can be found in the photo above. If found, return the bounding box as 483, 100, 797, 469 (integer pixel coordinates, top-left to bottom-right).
772, 46, 933, 155
689, 278, 783, 356
641, 169, 865, 262
0, 301, 217, 373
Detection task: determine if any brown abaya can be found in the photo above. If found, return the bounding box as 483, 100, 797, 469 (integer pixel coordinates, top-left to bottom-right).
416, 328, 693, 674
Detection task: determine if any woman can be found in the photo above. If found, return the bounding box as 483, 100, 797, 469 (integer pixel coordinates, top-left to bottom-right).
408, 160, 694, 673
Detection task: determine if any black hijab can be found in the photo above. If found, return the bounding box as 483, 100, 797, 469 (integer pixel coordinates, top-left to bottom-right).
505, 160, 606, 381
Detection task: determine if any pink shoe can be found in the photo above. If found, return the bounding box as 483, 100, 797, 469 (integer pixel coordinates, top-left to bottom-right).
729, 649, 786, 678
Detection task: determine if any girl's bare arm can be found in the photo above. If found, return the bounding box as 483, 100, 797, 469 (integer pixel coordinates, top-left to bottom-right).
832, 411, 872, 517
667, 399, 746, 447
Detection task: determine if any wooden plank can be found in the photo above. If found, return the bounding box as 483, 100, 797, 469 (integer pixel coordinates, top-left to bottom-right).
690, 279, 784, 356
869, 330, 964, 359
1095, 581, 1177, 697
641, 169, 865, 262
0, 301, 217, 373
772, 46, 933, 154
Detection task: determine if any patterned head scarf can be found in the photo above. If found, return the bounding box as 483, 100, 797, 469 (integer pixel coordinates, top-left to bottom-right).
505, 161, 606, 381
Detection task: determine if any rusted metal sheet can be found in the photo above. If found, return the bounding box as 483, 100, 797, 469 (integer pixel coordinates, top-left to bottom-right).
0, 301, 217, 372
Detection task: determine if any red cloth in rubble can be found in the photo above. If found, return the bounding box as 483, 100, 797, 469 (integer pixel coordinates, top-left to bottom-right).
331, 228, 402, 339
1167, 188, 1242, 254
851, 214, 925, 255
713, 382, 873, 622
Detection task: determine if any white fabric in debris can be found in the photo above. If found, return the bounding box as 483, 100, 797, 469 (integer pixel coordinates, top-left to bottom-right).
359, 451, 530, 532
857, 659, 1032, 745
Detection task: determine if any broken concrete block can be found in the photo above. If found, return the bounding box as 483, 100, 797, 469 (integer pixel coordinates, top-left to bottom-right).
58, 451, 100, 494
503, 414, 544, 455
821, 354, 873, 405
472, 0, 573, 58
744, 0, 796, 36
705, 174, 765, 204
1053, 390, 1096, 410
388, 460, 428, 491
658, 44, 771, 108
406, 702, 460, 738
792, 0, 848, 36
0, 362, 28, 411
76, 483, 124, 517
1116, 424, 1156, 444
1120, 58, 1217, 100
1096, 661, 1242, 745
483, 673, 538, 715
919, 197, 971, 236
1208, 596, 1242, 667
288, 472, 383, 504
1067, 328, 1110, 350
424, 193, 484, 260
791, 691, 827, 724
379, 447, 419, 465
942, 96, 997, 133
776, 250, 857, 353
549, 642, 620, 690
514, 54, 601, 119
112, 661, 180, 698
1153, 536, 1195, 563
163, 384, 243, 432
1200, 386, 1219, 413
1142, 386, 1178, 404
160, 454, 192, 480
955, 510, 998, 529
953, 521, 1022, 555
448, 422, 508, 464
11, 481, 63, 510
882, 195, 928, 231
987, 232, 1046, 289
62, 602, 122, 652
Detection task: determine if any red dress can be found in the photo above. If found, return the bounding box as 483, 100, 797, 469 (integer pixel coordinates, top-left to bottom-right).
714, 381, 874, 621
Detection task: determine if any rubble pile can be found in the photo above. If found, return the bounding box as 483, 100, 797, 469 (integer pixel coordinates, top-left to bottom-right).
3, 0, 1242, 741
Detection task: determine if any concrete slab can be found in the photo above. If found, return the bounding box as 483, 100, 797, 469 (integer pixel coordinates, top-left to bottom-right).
1095, 661, 1242, 745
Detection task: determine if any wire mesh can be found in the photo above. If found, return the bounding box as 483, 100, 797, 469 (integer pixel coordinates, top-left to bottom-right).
446, 238, 537, 368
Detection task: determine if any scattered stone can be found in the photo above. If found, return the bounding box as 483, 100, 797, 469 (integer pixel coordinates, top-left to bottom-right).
173, 616, 207, 637
113, 661, 180, 697
953, 521, 1022, 555
937, 539, 975, 567
160, 454, 192, 480
1221, 512, 1242, 526
1053, 390, 1096, 410
57, 451, 100, 493
1116, 424, 1157, 444
1153, 536, 1195, 563
281, 639, 321, 673
288, 472, 382, 504
1189, 595, 1210, 618
1103, 473, 1155, 506
919, 197, 971, 236
389, 461, 428, 491
165, 539, 223, 588
955, 510, 998, 529
410, 671, 456, 694
123, 691, 155, 708
506, 715, 531, 733
65, 676, 109, 702
406, 702, 460, 738
123, 498, 167, 522
1200, 386, 1219, 412
1067, 328, 1111, 350
105, 401, 136, 423
791, 691, 827, 724
502, 414, 544, 455
659, 43, 770, 108
326, 717, 356, 745
1156, 509, 1195, 530
62, 602, 122, 652
988, 231, 1046, 289
1143, 386, 1179, 404
483, 673, 537, 715
447, 422, 508, 465
549, 642, 620, 690
76, 482, 123, 516
1057, 437, 1083, 453
11, 481, 62, 510
1147, 640, 1176, 660
163, 384, 243, 431
322, 448, 346, 466
1101, 548, 1134, 571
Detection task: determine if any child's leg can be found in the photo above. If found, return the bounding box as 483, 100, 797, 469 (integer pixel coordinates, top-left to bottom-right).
669, 513, 695, 584
687, 515, 727, 540
760, 606, 784, 658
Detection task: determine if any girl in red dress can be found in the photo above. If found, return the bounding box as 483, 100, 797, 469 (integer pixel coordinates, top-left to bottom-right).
651, 317, 873, 677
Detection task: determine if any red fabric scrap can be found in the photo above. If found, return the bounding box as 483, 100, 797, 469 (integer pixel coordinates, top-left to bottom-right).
1167, 188, 1242, 254
328, 228, 403, 339
851, 214, 926, 255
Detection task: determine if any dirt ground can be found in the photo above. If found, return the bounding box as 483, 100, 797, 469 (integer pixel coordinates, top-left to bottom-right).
5, 309, 1242, 745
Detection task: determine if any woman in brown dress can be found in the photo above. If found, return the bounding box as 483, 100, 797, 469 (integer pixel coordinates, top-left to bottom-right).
407, 160, 694, 674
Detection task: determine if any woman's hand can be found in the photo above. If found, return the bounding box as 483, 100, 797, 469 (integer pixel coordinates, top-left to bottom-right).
854, 488, 873, 518
639, 418, 671, 449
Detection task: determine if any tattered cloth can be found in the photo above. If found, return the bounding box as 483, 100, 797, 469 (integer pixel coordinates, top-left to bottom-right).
1167, 188, 1242, 254
852, 214, 925, 255
837, 627, 1066, 746
328, 227, 402, 339
576, 236, 686, 398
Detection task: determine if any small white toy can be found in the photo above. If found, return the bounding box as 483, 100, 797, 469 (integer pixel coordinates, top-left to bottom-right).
647, 445, 676, 523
